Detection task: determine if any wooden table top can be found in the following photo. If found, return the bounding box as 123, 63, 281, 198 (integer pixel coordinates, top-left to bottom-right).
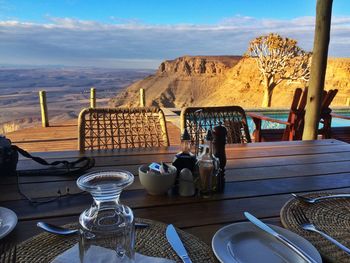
1, 139, 350, 252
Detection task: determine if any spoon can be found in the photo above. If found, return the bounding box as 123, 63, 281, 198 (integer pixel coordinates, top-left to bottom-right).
37, 222, 78, 235
37, 221, 149, 236
291, 193, 350, 204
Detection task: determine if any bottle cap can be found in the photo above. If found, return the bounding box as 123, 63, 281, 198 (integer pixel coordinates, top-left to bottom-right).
205, 129, 213, 141
181, 128, 191, 141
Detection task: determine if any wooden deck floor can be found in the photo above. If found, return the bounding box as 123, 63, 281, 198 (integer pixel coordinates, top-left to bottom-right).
6, 119, 181, 152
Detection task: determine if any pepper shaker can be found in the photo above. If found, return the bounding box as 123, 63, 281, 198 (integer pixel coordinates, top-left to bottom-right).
213, 123, 227, 193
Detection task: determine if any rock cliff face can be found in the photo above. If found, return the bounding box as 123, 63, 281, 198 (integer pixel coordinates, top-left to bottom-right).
158, 56, 240, 76
111, 56, 241, 108
110, 56, 350, 108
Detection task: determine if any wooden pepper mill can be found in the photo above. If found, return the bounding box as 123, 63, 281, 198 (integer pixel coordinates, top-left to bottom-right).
213, 123, 227, 193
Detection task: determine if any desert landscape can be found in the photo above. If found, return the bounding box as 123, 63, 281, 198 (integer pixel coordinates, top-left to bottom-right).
2, 55, 350, 134
0, 67, 153, 133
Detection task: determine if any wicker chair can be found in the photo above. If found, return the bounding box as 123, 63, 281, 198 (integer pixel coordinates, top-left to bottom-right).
180, 106, 251, 145
78, 107, 169, 151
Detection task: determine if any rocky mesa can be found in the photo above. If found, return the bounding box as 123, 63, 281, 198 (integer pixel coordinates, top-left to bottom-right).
110, 55, 350, 108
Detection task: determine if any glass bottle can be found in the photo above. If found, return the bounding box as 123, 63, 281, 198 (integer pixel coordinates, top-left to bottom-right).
172, 129, 197, 193
213, 124, 227, 193
77, 170, 135, 263
195, 130, 220, 197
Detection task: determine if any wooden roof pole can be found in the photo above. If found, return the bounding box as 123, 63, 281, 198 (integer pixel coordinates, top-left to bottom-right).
303, 0, 333, 140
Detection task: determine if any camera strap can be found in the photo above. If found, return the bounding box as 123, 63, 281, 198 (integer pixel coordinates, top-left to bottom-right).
11, 145, 95, 206
12, 145, 95, 176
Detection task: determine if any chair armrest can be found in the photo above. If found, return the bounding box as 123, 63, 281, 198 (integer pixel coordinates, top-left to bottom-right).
247, 112, 290, 125
331, 113, 350, 120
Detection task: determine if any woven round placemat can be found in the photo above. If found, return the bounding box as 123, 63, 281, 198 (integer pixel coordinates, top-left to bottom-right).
10, 218, 215, 263
280, 192, 350, 263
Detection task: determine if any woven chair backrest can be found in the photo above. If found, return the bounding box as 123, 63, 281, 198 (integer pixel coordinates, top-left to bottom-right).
180, 106, 251, 145
78, 107, 169, 151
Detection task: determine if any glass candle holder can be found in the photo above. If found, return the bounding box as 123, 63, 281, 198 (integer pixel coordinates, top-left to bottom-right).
77, 170, 135, 263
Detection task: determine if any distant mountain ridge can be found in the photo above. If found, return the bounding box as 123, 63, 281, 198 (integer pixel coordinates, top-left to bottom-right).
111, 56, 350, 108
158, 56, 241, 75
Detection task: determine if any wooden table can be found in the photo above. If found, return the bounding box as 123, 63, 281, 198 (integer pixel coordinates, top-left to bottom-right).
2, 139, 350, 250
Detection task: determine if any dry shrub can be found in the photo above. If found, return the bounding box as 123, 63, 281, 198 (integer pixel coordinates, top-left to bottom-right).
0, 122, 20, 134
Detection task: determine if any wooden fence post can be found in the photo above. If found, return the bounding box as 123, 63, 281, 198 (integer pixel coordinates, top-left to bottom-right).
39, 90, 49, 127
90, 87, 96, 108
140, 88, 145, 107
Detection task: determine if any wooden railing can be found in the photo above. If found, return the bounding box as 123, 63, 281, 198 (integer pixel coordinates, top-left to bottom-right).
39, 91, 49, 127
90, 87, 96, 108
139, 88, 145, 107
37, 86, 350, 128
39, 88, 147, 127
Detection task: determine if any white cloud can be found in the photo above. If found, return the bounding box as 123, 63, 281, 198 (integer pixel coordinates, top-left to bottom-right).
0, 15, 349, 68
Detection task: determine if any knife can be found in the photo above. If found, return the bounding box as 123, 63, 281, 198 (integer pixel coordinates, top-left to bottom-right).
244, 212, 318, 263
166, 224, 192, 263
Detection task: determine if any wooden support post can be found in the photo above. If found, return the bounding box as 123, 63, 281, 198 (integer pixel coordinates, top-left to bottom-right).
140, 88, 145, 107
90, 87, 96, 108
39, 90, 49, 127
346, 98, 350, 107
303, 0, 333, 140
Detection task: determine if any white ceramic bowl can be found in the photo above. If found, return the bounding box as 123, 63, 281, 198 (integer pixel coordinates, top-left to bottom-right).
139, 164, 177, 195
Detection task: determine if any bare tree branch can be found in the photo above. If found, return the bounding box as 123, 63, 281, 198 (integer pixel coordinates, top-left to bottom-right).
246, 33, 311, 107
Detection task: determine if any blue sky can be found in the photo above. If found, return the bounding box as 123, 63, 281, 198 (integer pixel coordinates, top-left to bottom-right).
2, 0, 349, 23
0, 0, 349, 68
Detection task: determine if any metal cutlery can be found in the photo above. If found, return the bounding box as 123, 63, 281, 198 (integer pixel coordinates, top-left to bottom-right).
37, 221, 149, 236
37, 222, 79, 236
244, 212, 318, 263
292, 193, 350, 204
292, 207, 350, 255
0, 243, 16, 263
166, 224, 192, 263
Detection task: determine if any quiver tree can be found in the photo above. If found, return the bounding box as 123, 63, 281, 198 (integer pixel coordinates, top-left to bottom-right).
246, 33, 312, 107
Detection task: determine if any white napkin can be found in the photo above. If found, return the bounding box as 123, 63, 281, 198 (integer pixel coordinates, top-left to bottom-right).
51, 244, 175, 263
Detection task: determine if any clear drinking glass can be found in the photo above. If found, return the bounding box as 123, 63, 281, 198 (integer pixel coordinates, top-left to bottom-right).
77, 170, 135, 263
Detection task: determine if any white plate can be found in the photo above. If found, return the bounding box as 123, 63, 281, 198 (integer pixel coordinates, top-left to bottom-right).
0, 207, 17, 239
212, 222, 322, 263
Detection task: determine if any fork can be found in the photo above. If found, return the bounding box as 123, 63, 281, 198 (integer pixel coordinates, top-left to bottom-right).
292, 193, 350, 204
292, 207, 350, 255
0, 243, 16, 263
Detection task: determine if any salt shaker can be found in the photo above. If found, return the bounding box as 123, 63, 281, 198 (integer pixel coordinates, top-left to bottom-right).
179, 168, 195, 196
